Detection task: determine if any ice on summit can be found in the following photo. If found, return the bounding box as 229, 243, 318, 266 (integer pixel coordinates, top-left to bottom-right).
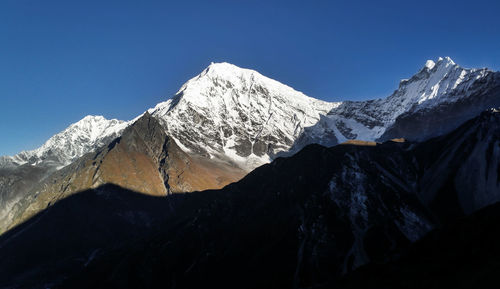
425, 60, 436, 70
5, 115, 130, 168
146, 58, 490, 170
318, 56, 493, 142
1, 57, 496, 172
438, 56, 455, 65
148, 62, 340, 170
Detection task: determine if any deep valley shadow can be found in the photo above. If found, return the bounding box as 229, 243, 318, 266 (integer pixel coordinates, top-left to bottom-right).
2, 106, 500, 289
337, 201, 500, 289
0, 184, 186, 288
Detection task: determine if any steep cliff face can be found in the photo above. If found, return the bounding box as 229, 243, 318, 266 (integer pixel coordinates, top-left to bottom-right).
0, 63, 338, 225
148, 62, 339, 170
304, 57, 500, 144
338, 201, 500, 289
0, 116, 132, 232
0, 165, 49, 232
2, 113, 245, 233
1, 109, 500, 288
1, 58, 498, 179
2, 116, 130, 169
0, 142, 432, 289
414, 108, 500, 220
0, 59, 497, 235
379, 69, 500, 141
147, 58, 499, 163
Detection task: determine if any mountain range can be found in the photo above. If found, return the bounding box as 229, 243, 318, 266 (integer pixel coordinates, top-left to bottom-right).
0, 57, 500, 288
3, 57, 499, 171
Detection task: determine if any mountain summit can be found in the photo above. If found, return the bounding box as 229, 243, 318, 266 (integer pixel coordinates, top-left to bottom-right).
2, 58, 497, 234
0, 115, 130, 169
148, 62, 338, 170
2, 58, 499, 173
4, 107, 500, 289
0, 59, 500, 288
310, 56, 499, 144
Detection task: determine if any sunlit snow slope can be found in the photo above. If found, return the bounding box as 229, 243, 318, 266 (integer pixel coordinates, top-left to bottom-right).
1, 57, 498, 172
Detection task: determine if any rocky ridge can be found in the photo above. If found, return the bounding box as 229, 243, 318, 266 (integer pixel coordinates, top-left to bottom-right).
1, 113, 245, 233
2, 57, 498, 173
2, 108, 500, 288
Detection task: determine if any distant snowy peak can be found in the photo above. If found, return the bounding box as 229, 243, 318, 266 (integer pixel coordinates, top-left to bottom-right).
322, 56, 497, 143
422, 56, 454, 71
401, 56, 484, 103
8, 115, 130, 168
2, 58, 497, 173
144, 58, 497, 170
387, 56, 484, 116
174, 62, 333, 110
149, 62, 339, 170
389, 56, 495, 120
424, 60, 436, 70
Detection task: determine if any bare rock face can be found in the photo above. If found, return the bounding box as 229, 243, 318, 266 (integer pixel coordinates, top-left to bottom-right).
0, 116, 130, 233
146, 58, 499, 164
0, 58, 499, 241
1, 109, 500, 288
148, 62, 339, 171
2, 113, 245, 233
414, 108, 500, 219
0, 140, 433, 289
2, 115, 130, 169
300, 57, 500, 146
378, 71, 500, 141
0, 165, 50, 232
1, 58, 499, 218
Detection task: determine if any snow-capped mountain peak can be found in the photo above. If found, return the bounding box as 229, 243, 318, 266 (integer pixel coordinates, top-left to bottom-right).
310, 56, 498, 144
422, 56, 455, 71
424, 56, 455, 69
424, 59, 436, 70
4, 115, 130, 168
2, 58, 498, 173
438, 56, 455, 65
404, 56, 485, 107
149, 62, 340, 170
174, 62, 327, 108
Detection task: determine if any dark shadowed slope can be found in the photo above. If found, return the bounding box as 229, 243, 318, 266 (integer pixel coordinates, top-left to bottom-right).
337, 201, 500, 289
1, 113, 245, 234
0, 184, 176, 288
0, 165, 48, 232
60, 109, 500, 289
413, 108, 500, 221
1, 141, 432, 289
379, 71, 500, 142
1, 109, 500, 289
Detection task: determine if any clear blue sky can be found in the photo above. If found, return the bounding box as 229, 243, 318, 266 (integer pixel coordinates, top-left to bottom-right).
1, 0, 499, 155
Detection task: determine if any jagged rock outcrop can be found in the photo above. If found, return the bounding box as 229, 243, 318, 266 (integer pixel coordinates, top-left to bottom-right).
1, 58, 498, 204
304, 57, 500, 145
2, 115, 130, 169
0, 116, 131, 232
413, 108, 500, 220
1, 113, 245, 233
1, 109, 500, 288
3, 58, 499, 171
147, 62, 339, 170
338, 201, 500, 289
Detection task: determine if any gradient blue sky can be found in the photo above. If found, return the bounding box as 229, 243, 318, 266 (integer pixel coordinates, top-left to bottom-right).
1, 0, 499, 155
